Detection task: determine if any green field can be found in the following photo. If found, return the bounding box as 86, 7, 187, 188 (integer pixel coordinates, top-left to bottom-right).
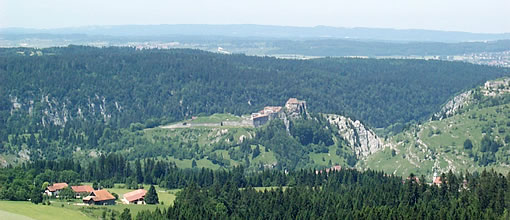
309, 145, 346, 167
55, 184, 179, 219
0, 201, 91, 220
0, 184, 180, 219
105, 184, 178, 206
188, 113, 243, 124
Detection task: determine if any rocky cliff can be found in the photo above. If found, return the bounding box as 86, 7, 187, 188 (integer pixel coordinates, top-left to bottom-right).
9, 93, 120, 127
432, 77, 510, 120
432, 90, 473, 120
327, 114, 384, 158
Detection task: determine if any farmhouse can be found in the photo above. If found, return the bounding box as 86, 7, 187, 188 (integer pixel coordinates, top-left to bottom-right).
45, 182, 68, 196
71, 185, 94, 198
82, 190, 116, 205
433, 176, 443, 185
122, 189, 147, 204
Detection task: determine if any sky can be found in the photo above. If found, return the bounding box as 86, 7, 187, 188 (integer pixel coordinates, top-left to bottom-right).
1, 0, 509, 33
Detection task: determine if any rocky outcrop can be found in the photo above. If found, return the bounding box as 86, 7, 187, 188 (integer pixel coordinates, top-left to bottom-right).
284, 98, 307, 119
432, 90, 473, 120
9, 94, 120, 127
251, 98, 307, 129
433, 77, 510, 121
327, 114, 383, 158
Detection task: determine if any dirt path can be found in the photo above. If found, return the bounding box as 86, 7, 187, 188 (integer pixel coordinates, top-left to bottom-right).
161, 120, 253, 129
161, 122, 220, 129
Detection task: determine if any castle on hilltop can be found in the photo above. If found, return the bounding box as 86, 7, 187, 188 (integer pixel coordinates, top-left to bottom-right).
284, 98, 307, 118
251, 98, 307, 127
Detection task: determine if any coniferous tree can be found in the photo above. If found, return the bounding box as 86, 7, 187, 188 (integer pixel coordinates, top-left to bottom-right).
144, 185, 159, 204
463, 139, 473, 150
135, 160, 143, 184
120, 208, 132, 220
252, 145, 261, 158
30, 187, 43, 204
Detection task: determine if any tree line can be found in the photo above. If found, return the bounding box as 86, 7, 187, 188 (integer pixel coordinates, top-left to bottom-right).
138, 170, 510, 219
1, 155, 509, 219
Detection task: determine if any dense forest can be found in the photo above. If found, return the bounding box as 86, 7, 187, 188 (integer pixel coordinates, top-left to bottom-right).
140, 169, 510, 219
1, 46, 509, 170
3, 26, 510, 220
1, 46, 508, 133
1, 156, 509, 219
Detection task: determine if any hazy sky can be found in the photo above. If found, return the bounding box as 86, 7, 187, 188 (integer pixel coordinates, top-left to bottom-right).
1, 0, 509, 33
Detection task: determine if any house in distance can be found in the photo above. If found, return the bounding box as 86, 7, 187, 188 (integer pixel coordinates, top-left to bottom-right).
44, 182, 68, 196
122, 189, 147, 204
82, 189, 116, 205
71, 185, 94, 198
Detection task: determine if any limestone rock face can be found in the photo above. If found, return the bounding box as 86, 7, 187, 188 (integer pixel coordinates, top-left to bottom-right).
433, 90, 473, 120
327, 114, 383, 158
432, 77, 510, 120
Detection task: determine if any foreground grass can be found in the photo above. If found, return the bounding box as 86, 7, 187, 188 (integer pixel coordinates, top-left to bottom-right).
0, 201, 91, 220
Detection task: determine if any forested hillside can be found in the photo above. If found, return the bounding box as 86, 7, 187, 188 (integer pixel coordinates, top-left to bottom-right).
1, 46, 508, 131
1, 46, 510, 220
362, 78, 510, 178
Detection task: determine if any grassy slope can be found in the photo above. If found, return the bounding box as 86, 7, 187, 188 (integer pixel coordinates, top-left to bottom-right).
0, 209, 34, 220
0, 201, 91, 220
361, 101, 510, 181
189, 113, 243, 124
148, 114, 285, 170
145, 117, 254, 169
152, 114, 351, 170
309, 145, 347, 167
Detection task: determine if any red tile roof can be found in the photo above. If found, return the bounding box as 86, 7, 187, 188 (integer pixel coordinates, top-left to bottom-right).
433, 176, 442, 185
286, 98, 299, 104
84, 190, 115, 202
253, 114, 269, 119
71, 185, 94, 193
47, 183, 68, 192
264, 106, 282, 113
123, 189, 147, 202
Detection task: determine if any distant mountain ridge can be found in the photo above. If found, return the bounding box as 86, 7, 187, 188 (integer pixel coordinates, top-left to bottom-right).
2, 24, 510, 42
